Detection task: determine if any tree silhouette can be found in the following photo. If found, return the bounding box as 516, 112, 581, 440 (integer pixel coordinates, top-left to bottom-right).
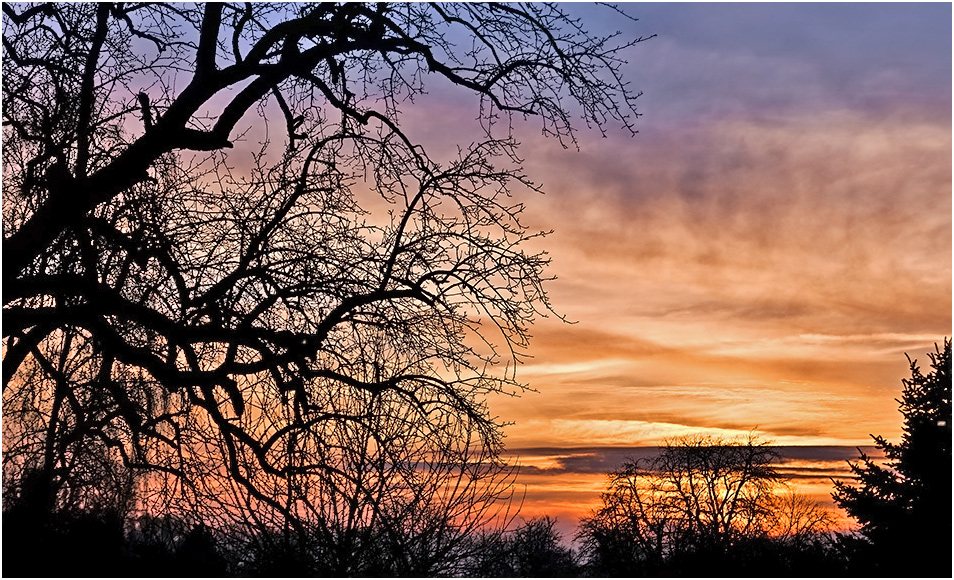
2, 1, 649, 565
577, 434, 837, 576
465, 516, 580, 577
225, 391, 522, 576
832, 339, 952, 577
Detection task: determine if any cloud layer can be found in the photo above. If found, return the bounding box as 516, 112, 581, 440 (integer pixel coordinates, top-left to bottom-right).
493, 107, 951, 448
398, 4, 951, 451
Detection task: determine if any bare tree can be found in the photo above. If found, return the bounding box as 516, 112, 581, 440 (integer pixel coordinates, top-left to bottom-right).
2, 325, 137, 519
2, 1, 648, 559
577, 434, 837, 575
215, 387, 523, 576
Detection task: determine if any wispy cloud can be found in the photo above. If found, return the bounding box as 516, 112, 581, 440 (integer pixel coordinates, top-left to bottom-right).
491, 108, 951, 448
400, 5, 952, 452
482, 3, 948, 527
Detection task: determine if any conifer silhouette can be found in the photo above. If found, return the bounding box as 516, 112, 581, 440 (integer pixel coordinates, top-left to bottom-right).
833, 339, 952, 577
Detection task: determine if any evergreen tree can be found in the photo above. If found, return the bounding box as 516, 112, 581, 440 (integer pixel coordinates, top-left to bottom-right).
833, 339, 952, 576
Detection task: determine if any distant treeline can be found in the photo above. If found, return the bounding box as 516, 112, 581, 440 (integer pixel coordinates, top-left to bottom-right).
0, 432, 941, 577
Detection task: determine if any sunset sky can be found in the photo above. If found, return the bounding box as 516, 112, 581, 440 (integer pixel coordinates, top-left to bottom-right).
460, 2, 953, 450
438, 2, 951, 532
196, 1, 950, 532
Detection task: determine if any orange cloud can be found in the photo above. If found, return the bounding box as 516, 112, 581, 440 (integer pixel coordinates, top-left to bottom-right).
489, 109, 950, 449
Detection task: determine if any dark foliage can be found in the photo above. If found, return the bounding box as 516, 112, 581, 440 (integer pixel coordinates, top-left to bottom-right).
832, 339, 952, 577
3, 504, 127, 577
465, 516, 581, 577
2, 504, 228, 577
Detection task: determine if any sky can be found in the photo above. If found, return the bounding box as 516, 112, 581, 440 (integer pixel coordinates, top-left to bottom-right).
419, 1, 950, 534
465, 2, 953, 454
137, 1, 949, 539
188, 1, 950, 534
96, 0, 954, 531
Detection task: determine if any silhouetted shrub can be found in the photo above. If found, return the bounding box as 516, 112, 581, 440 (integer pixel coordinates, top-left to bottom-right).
465, 516, 580, 577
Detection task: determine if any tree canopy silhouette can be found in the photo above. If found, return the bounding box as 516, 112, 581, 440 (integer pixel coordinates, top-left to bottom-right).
466, 516, 580, 577
832, 339, 952, 577
2, 1, 649, 564
577, 434, 837, 576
